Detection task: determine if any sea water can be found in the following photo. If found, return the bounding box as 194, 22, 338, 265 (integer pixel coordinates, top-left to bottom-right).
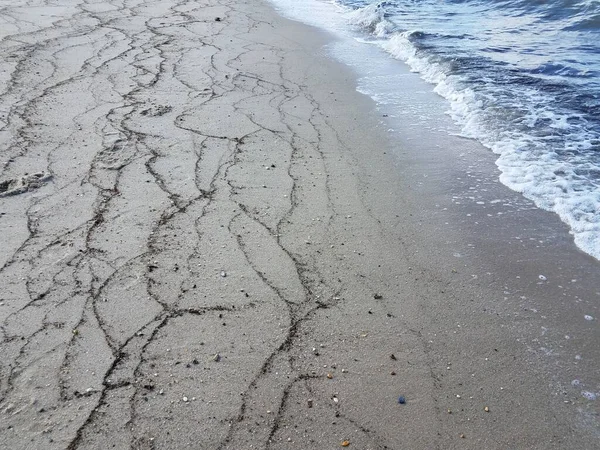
268, 0, 600, 260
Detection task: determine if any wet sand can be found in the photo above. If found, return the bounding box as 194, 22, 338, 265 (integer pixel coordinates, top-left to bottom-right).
0, 0, 598, 449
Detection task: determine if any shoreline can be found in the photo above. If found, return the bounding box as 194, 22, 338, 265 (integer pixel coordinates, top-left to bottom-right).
0, 0, 598, 448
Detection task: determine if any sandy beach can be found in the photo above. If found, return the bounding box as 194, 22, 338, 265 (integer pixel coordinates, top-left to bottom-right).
0, 0, 599, 448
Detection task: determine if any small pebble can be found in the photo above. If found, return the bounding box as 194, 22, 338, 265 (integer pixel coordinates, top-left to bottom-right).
327, 373, 333, 379
307, 399, 313, 408
397, 396, 406, 404
484, 406, 489, 412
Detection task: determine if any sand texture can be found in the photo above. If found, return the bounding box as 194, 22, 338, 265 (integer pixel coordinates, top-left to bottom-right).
0, 0, 598, 449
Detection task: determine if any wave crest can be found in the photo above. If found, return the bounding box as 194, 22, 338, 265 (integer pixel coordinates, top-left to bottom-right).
347, 1, 396, 37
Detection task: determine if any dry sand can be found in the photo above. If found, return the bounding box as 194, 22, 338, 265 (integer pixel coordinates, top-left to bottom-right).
0, 0, 598, 449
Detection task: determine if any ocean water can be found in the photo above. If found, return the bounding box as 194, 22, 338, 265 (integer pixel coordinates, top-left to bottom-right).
268, 0, 600, 260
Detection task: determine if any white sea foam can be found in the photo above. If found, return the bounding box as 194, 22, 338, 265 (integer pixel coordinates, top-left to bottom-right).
367, 23, 600, 260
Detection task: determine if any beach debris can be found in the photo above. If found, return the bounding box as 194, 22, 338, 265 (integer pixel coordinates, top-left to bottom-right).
582, 391, 597, 400
390, 354, 397, 360
456, 394, 461, 399
215, 17, 221, 21
373, 293, 383, 299
212, 353, 221, 362
140, 105, 172, 117
584, 315, 594, 321
327, 373, 333, 379
183, 396, 189, 402
484, 406, 489, 412
397, 396, 406, 404
341, 441, 350, 447
0, 172, 53, 197
307, 399, 313, 408
332, 395, 339, 404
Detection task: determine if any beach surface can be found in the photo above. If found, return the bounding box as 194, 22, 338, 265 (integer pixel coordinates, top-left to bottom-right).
0, 0, 598, 449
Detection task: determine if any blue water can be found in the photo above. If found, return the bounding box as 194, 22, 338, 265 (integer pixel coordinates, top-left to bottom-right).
270, 0, 600, 260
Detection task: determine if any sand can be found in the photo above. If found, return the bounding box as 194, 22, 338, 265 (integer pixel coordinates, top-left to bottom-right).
0, 0, 598, 448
